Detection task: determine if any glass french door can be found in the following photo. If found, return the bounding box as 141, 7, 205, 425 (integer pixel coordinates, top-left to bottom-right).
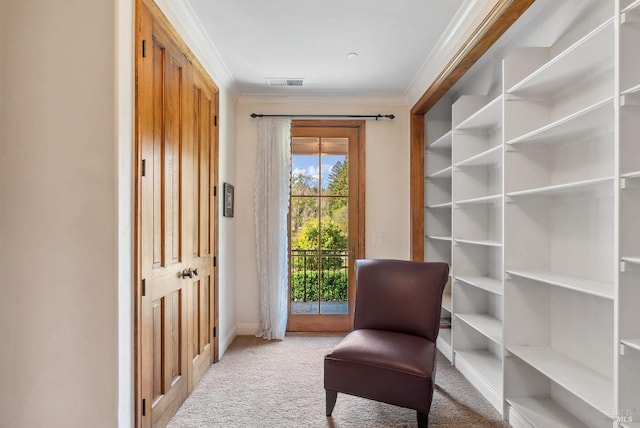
287, 121, 364, 332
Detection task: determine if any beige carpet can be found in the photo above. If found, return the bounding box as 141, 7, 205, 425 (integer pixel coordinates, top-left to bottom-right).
168, 335, 508, 427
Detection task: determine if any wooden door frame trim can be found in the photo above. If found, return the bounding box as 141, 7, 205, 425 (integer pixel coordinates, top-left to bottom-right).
409, 0, 534, 261
134, 0, 220, 425
288, 120, 365, 331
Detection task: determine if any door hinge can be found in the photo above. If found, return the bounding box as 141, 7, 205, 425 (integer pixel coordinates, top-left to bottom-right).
141, 279, 146, 297
142, 398, 146, 416
213, 256, 217, 267
141, 159, 146, 177
213, 186, 217, 197
142, 40, 147, 58
213, 326, 217, 338
214, 115, 218, 126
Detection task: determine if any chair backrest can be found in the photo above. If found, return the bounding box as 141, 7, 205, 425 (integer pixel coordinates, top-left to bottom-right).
353, 259, 449, 342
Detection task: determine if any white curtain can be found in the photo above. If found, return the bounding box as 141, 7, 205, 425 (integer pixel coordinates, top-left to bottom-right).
255, 118, 292, 340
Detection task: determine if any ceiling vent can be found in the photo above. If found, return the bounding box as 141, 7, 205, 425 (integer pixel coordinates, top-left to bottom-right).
266, 78, 304, 87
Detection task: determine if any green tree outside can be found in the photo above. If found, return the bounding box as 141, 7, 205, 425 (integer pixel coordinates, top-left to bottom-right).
290, 156, 349, 303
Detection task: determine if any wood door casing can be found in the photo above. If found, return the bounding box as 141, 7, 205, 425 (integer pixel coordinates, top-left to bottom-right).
136, 1, 219, 426
287, 121, 365, 332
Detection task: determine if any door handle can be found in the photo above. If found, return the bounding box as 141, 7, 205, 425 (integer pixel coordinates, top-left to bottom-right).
181, 267, 199, 279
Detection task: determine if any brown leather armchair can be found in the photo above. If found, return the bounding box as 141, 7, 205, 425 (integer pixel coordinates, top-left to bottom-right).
324, 259, 449, 427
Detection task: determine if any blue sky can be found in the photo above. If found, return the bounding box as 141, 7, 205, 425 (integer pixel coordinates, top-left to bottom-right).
292, 154, 345, 189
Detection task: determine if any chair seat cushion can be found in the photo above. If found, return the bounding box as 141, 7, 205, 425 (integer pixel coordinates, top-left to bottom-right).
324, 329, 436, 412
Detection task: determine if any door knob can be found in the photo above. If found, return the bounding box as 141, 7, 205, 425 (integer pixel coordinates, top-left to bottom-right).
181, 268, 194, 278
181, 267, 199, 278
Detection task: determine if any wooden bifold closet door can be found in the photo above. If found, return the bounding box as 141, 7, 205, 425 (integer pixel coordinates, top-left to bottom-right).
136, 1, 219, 426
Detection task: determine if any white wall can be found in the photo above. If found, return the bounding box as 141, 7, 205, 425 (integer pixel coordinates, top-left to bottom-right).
235, 97, 411, 333
0, 1, 118, 427
117, 0, 135, 425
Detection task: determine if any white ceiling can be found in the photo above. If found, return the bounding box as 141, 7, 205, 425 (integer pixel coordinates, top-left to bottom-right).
187, 0, 466, 97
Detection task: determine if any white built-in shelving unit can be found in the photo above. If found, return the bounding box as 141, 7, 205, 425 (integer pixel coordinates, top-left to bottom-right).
423, 0, 640, 425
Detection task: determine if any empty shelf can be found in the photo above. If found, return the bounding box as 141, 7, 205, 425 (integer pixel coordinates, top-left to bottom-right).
508, 397, 589, 428
427, 165, 453, 178
506, 177, 614, 198
621, 339, 640, 353
455, 350, 503, 394
426, 235, 452, 242
454, 194, 502, 206
507, 269, 614, 300
455, 95, 503, 132
506, 98, 613, 146
455, 275, 502, 295
506, 20, 614, 96
455, 145, 502, 167
428, 130, 453, 149
426, 202, 453, 209
456, 313, 503, 344
507, 346, 613, 415
455, 238, 502, 247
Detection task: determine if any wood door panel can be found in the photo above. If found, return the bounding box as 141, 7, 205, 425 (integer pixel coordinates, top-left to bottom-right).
163, 55, 183, 267
150, 290, 186, 426
187, 69, 216, 390
151, 39, 164, 269
152, 300, 162, 400
198, 90, 212, 257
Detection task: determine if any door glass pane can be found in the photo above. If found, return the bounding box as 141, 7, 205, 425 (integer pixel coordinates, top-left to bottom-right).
321, 138, 348, 196
290, 250, 319, 314
290, 197, 318, 241
292, 138, 320, 195
319, 197, 348, 314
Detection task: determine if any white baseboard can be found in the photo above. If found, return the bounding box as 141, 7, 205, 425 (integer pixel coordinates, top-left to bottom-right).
219, 325, 237, 358
236, 323, 259, 336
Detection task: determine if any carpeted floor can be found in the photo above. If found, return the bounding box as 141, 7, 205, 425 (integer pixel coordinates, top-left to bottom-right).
168, 335, 508, 427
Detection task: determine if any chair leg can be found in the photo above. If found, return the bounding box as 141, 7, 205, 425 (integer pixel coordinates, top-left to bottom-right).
417, 411, 428, 428
326, 390, 337, 416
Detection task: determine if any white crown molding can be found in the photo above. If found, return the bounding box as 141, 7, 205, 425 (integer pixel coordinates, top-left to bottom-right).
405, 0, 499, 108
153, 0, 238, 92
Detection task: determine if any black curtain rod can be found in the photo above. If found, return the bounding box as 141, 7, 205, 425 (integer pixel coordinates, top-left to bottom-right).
250, 113, 395, 120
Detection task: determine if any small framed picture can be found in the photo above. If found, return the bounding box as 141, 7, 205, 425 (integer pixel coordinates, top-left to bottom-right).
223, 183, 234, 217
